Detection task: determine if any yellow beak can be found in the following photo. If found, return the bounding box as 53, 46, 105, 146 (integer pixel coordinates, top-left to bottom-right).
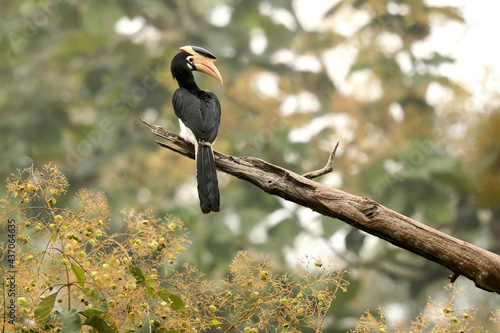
192, 54, 223, 85
180, 46, 223, 85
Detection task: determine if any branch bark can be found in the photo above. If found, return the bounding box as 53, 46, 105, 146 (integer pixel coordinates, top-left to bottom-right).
141, 119, 500, 294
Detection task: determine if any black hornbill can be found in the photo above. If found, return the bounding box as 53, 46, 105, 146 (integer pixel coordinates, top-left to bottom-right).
170, 46, 223, 214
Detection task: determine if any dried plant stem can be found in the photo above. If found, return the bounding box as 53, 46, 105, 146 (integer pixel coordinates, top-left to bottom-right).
316, 270, 345, 332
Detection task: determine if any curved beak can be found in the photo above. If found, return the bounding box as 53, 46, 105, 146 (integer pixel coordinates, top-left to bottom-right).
180, 46, 223, 85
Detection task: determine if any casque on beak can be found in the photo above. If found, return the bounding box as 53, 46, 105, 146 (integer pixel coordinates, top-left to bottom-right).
180, 45, 223, 85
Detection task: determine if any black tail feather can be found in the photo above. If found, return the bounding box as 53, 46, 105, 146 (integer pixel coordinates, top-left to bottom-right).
196, 144, 220, 213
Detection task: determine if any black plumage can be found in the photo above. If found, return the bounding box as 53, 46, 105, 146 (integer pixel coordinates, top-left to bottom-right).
170, 47, 222, 213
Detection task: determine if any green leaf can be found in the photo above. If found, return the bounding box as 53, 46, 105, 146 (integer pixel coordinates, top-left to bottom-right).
129, 265, 157, 297
83, 288, 108, 312
82, 311, 118, 333
129, 265, 146, 284
34, 292, 58, 324
80, 309, 105, 318
157, 288, 185, 312
53, 309, 82, 332
71, 264, 86, 288
143, 274, 157, 297
206, 320, 223, 326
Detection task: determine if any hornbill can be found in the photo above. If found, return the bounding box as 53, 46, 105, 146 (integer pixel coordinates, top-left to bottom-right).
170, 46, 223, 214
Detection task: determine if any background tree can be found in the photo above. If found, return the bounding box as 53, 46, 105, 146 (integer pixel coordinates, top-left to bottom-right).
1, 0, 499, 331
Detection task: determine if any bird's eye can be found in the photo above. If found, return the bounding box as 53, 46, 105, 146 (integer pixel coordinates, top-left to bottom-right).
186, 56, 195, 70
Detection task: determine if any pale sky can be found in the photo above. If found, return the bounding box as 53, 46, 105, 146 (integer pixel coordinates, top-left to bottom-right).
294, 0, 500, 85
291, 0, 500, 109
421, 0, 500, 92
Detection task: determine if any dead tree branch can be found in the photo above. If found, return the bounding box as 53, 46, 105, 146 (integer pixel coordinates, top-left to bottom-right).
141, 119, 500, 294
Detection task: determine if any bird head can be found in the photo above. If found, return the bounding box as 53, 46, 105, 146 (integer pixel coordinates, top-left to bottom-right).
171, 46, 223, 85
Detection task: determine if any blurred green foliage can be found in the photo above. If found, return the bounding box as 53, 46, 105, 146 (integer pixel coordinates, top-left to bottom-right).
1, 0, 499, 331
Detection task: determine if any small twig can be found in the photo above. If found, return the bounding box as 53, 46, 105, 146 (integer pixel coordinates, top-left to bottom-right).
449, 272, 460, 283
302, 141, 340, 179
316, 270, 346, 333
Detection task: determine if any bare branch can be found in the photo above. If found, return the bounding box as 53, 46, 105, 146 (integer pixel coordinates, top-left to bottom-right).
142, 119, 500, 295
302, 141, 340, 179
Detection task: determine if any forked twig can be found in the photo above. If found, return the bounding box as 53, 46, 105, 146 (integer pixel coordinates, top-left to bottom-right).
302, 141, 340, 179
